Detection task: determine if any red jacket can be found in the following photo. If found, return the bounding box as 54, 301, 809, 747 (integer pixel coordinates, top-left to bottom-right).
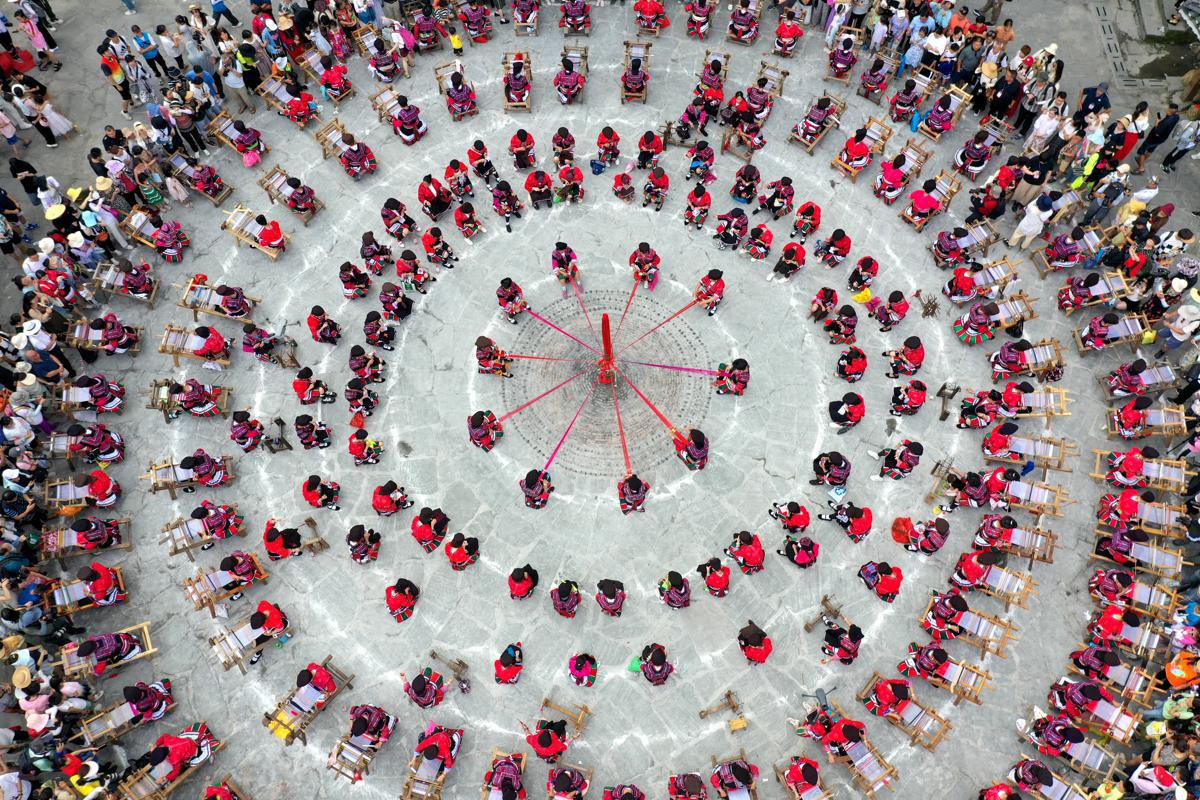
194, 328, 226, 357
524, 171, 552, 193
645, 171, 669, 191
421, 230, 443, 254
848, 507, 873, 537
704, 564, 730, 593
874, 567, 902, 596
372, 486, 398, 514
638, 134, 663, 155
527, 730, 568, 760
729, 535, 764, 568
256, 600, 287, 632
301, 482, 322, 507
495, 659, 523, 683
742, 636, 773, 663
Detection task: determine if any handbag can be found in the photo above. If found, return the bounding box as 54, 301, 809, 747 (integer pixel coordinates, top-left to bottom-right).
589, 158, 605, 175
909, 109, 925, 132
242, 149, 261, 167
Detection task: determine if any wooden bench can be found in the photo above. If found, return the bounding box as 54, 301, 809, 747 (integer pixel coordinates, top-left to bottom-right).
831, 116, 892, 181
350, 22, 377, 56
296, 48, 356, 105
432, 60, 478, 122
314, 118, 350, 160
1090, 449, 1192, 494
857, 672, 951, 752
1126, 577, 1181, 623
922, 592, 1018, 657
73, 691, 175, 748
141, 455, 234, 499
1106, 404, 1187, 442
976, 563, 1038, 610
1091, 539, 1187, 581
541, 761, 590, 800
899, 168, 959, 231
990, 520, 1058, 565
211, 614, 291, 674
166, 152, 233, 206
990, 338, 1064, 383
985, 430, 1076, 472
328, 726, 383, 782
46, 567, 127, 616
258, 75, 320, 127
1033, 225, 1108, 277
1014, 762, 1092, 800
878, 137, 931, 203
918, 85, 971, 142
157, 323, 230, 368
258, 165, 323, 225
204, 111, 271, 158
1075, 312, 1147, 356
1061, 271, 1129, 315
160, 506, 241, 562
961, 219, 1001, 258
923, 651, 993, 705
482, 750, 526, 800
1016, 387, 1073, 422
621, 40, 652, 104
370, 86, 403, 123
115, 722, 222, 800
560, 44, 588, 101
263, 655, 355, 746
755, 59, 788, 98
183, 555, 268, 617
514, 0, 538, 35
828, 703, 896, 799
88, 260, 159, 307
979, 114, 1014, 152
721, 126, 761, 164
823, 26, 864, 83
1018, 721, 1118, 783
1097, 497, 1188, 539
1002, 478, 1073, 518
39, 518, 131, 568
1049, 189, 1085, 230
724, 0, 761, 45
144, 378, 232, 423
1098, 362, 1178, 404
221, 204, 289, 260
774, 760, 833, 800
859, 50, 900, 102
970, 257, 1020, 297
118, 205, 159, 251
1072, 652, 1160, 708
1076, 692, 1142, 745
790, 92, 845, 156
66, 317, 143, 355
57, 620, 156, 680
501, 52, 532, 112
174, 276, 259, 324
42, 478, 91, 514
52, 383, 120, 416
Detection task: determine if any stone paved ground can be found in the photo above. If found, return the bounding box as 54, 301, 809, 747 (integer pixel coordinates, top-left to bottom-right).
14, 0, 1200, 797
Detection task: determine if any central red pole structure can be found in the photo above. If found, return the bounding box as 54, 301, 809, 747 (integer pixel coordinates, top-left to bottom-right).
598, 313, 614, 384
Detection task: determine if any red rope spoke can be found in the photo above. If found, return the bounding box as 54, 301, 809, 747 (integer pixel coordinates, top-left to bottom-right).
507, 353, 594, 363
613, 363, 679, 438
620, 359, 720, 377
525, 308, 601, 355
616, 298, 700, 356
570, 277, 597, 341
543, 377, 600, 472
497, 370, 588, 423
614, 280, 640, 339
610, 380, 632, 475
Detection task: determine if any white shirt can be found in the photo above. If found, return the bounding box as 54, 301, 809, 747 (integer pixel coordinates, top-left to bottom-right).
0, 771, 31, 800
25, 328, 51, 350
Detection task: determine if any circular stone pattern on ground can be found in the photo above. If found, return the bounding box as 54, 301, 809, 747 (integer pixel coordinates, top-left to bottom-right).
500, 289, 712, 477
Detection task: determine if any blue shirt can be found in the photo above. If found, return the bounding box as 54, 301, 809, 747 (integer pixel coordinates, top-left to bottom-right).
909, 15, 935, 38
185, 68, 219, 98
211, 0, 229, 10
133, 30, 158, 59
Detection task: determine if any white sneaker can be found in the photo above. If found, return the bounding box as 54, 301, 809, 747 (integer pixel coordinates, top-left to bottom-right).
866, 450, 879, 459
786, 717, 802, 731
125, 8, 136, 13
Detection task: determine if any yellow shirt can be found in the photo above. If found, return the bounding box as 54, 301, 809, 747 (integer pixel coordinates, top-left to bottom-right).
449, 33, 463, 49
